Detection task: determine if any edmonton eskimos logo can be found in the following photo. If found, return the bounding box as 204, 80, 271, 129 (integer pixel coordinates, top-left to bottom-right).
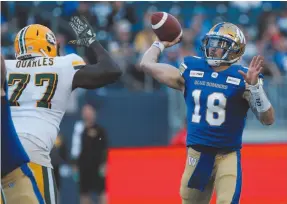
46, 32, 56, 45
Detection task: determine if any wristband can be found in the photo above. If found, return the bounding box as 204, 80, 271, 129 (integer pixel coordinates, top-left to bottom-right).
152, 41, 165, 52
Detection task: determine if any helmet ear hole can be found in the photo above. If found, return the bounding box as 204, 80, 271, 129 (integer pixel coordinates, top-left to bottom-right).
47, 46, 51, 52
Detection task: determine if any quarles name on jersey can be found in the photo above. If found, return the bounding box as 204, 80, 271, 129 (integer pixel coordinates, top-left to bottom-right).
16, 58, 54, 68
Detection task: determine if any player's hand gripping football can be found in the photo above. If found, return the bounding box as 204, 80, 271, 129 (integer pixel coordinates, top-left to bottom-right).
238, 55, 264, 85
160, 31, 183, 48
68, 16, 96, 47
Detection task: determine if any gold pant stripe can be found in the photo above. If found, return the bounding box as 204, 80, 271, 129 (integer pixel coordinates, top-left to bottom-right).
28, 163, 44, 198
28, 163, 57, 204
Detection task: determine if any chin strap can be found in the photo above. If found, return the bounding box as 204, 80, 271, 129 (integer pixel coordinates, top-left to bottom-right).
206, 57, 239, 67
40, 49, 49, 57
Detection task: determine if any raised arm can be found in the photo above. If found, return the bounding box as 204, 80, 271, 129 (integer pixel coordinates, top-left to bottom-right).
139, 37, 185, 91
68, 16, 122, 90
72, 40, 122, 90
240, 56, 275, 125
243, 89, 274, 125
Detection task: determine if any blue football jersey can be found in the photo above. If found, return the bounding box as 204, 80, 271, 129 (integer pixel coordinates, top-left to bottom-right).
180, 56, 255, 150
1, 82, 29, 177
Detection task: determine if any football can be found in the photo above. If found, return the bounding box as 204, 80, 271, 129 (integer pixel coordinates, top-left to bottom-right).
151, 12, 182, 42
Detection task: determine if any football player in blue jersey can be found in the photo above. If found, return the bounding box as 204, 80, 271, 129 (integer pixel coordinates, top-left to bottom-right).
139, 22, 274, 204
1, 55, 44, 204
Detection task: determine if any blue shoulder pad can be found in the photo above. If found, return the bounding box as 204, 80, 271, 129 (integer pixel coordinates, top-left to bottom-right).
184, 56, 205, 68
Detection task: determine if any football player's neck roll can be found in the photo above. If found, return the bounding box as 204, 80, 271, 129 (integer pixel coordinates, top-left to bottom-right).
202, 22, 246, 69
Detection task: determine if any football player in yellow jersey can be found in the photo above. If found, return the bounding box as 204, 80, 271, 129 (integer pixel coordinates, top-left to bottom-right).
3, 16, 121, 204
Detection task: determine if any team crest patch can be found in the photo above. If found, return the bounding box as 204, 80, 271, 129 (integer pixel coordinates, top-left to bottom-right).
8, 182, 15, 188
46, 32, 56, 45
188, 156, 197, 166
226, 76, 241, 85
190, 71, 204, 78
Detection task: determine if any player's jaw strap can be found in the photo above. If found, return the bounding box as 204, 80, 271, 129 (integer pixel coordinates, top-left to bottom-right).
187, 151, 215, 191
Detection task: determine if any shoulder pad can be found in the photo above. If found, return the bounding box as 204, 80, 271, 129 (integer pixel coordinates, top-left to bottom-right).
64, 53, 86, 68
183, 56, 205, 70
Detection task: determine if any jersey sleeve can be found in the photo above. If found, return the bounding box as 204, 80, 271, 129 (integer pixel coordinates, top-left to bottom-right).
179, 57, 190, 80
69, 53, 86, 69
179, 56, 203, 80
61, 54, 86, 91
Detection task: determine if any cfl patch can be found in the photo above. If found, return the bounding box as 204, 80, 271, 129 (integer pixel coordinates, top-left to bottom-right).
211, 72, 218, 78
190, 70, 204, 78
226, 76, 241, 85
188, 156, 197, 166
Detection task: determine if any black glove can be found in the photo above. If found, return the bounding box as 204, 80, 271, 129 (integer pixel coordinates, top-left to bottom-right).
68, 16, 96, 47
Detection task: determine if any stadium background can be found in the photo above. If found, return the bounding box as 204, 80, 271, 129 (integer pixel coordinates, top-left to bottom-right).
1, 1, 287, 204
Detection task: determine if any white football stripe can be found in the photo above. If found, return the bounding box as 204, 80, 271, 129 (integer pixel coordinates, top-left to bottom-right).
48, 168, 56, 204
152, 12, 168, 30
